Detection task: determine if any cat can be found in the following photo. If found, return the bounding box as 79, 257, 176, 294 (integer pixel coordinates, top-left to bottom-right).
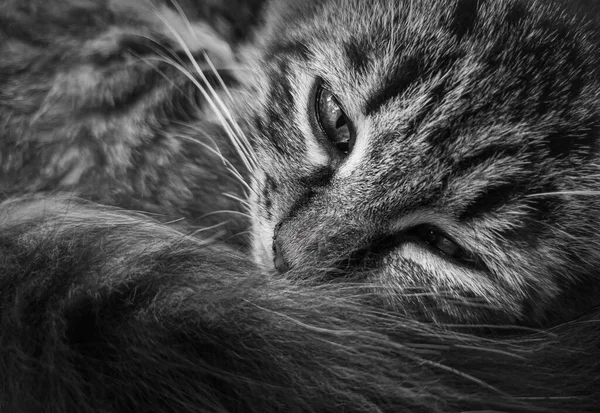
1, 0, 599, 412
253, 0, 600, 328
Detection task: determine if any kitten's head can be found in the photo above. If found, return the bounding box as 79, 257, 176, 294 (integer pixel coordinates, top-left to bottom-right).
248, 0, 600, 325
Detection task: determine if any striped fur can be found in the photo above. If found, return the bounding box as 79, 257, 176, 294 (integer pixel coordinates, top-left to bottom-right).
0, 0, 255, 245
250, 0, 600, 326
1, 0, 599, 412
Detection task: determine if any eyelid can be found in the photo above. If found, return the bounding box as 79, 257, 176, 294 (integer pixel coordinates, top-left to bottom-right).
384, 212, 487, 269
307, 77, 325, 142
395, 242, 495, 294
386, 211, 460, 238
399, 231, 486, 272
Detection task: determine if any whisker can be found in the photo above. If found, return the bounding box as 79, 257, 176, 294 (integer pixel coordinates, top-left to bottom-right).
203, 52, 260, 167
134, 52, 187, 93
526, 190, 600, 198
230, 229, 253, 239
419, 358, 508, 396
162, 217, 187, 225
201, 51, 260, 173
166, 0, 196, 40
202, 51, 237, 106
165, 57, 257, 178
197, 210, 253, 220
141, 43, 254, 175
453, 344, 525, 360
223, 192, 251, 208
439, 323, 555, 336
153, 11, 259, 175
187, 220, 230, 237
161, 123, 252, 195
129, 31, 258, 198
192, 138, 252, 194
131, 32, 188, 67
515, 396, 581, 401
533, 220, 579, 241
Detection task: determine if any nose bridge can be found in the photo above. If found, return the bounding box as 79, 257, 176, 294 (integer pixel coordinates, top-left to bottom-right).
272, 175, 378, 272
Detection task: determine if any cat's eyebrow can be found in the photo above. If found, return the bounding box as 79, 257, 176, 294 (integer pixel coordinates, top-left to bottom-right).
458, 181, 522, 221
364, 56, 422, 116
264, 39, 311, 62
342, 37, 371, 73
458, 180, 563, 226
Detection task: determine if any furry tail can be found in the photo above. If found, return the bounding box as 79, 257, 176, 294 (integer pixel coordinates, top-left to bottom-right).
0, 195, 597, 413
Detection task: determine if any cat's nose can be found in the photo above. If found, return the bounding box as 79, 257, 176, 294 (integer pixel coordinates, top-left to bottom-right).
272, 223, 291, 273
272, 240, 290, 273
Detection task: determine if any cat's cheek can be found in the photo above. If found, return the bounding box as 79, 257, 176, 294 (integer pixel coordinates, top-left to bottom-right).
251, 222, 276, 270
248, 172, 277, 270
374, 244, 524, 322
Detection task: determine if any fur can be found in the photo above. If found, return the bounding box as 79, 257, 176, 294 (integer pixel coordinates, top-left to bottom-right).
1, 0, 599, 412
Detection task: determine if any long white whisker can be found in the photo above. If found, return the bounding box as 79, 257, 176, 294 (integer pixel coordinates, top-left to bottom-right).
453, 344, 525, 360
187, 220, 230, 237
202, 52, 260, 168
440, 323, 554, 336
130, 23, 258, 196
231, 229, 253, 239
172, 58, 256, 174
153, 11, 259, 174
198, 210, 252, 220
195, 141, 251, 194
142, 52, 236, 140
148, 116, 252, 195
134, 53, 253, 195
134, 51, 187, 93
140, 35, 254, 175
131, 32, 188, 68
419, 358, 508, 396
167, 0, 196, 39
203, 51, 237, 106
162, 217, 187, 225
201, 52, 260, 173
223, 192, 251, 208
534, 220, 579, 241
526, 190, 600, 198
177, 133, 253, 194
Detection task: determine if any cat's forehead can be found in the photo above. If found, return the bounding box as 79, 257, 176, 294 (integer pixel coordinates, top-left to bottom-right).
259, 0, 598, 161
253, 0, 600, 217
277, 0, 589, 95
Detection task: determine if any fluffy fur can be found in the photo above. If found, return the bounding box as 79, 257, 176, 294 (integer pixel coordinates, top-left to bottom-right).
1, 0, 599, 412
0, 0, 253, 244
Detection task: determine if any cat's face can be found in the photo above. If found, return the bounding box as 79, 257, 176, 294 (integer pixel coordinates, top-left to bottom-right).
248, 0, 600, 325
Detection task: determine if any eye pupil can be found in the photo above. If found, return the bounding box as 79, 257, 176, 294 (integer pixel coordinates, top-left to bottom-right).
335, 114, 347, 129
315, 86, 354, 154
335, 141, 349, 152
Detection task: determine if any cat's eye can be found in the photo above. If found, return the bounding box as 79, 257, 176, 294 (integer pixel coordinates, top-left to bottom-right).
410, 225, 475, 265
315, 86, 354, 154
370, 225, 482, 270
